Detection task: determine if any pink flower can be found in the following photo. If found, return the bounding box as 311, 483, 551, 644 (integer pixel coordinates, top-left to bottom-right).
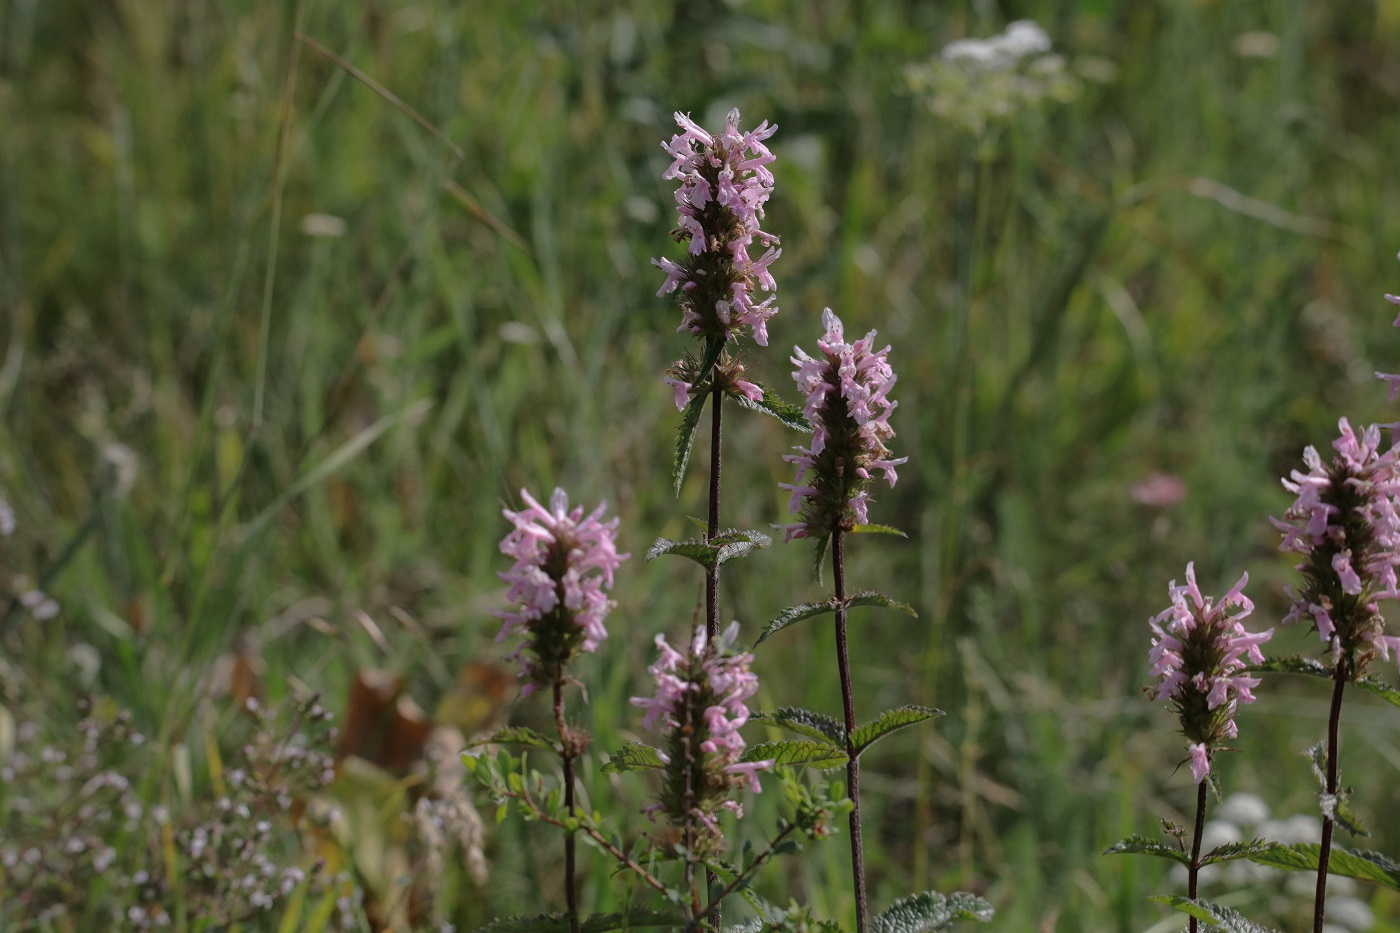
1147, 563, 1273, 783
778, 309, 908, 541
651, 109, 782, 351
629, 622, 771, 834
1273, 418, 1400, 674
494, 488, 629, 692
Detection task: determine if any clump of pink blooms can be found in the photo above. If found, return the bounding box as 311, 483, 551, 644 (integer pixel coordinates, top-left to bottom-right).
1147, 563, 1273, 783
630, 622, 771, 836
1272, 419, 1400, 674
652, 108, 781, 352
778, 308, 908, 541
495, 488, 628, 694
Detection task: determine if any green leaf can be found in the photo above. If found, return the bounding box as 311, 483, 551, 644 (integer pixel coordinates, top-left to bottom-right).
1252, 655, 1332, 680
1147, 896, 1281, 932
870, 891, 995, 932
849, 523, 908, 537
647, 529, 772, 570
1199, 839, 1280, 867
1253, 657, 1400, 706
852, 706, 944, 756
474, 911, 686, 933
464, 727, 557, 753
1356, 675, 1400, 709
752, 708, 846, 747
1102, 834, 1191, 866
732, 382, 812, 432
671, 339, 726, 495
646, 536, 721, 569
846, 591, 919, 618
601, 742, 667, 774
741, 740, 848, 771
754, 600, 839, 646
1244, 842, 1400, 891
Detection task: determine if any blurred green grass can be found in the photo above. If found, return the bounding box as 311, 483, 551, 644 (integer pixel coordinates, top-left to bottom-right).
4, 0, 1400, 929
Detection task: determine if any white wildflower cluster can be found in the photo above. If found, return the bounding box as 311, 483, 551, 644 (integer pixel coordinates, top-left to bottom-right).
905, 20, 1096, 134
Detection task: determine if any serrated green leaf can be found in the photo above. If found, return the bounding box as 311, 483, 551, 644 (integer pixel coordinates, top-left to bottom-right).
1356, 675, 1400, 708
870, 891, 995, 932
849, 523, 908, 537
1103, 834, 1191, 866
601, 742, 667, 774
1199, 839, 1279, 866
846, 591, 918, 618
672, 390, 710, 498
1244, 842, 1400, 891
646, 536, 720, 569
713, 528, 772, 566
752, 708, 846, 747
852, 706, 944, 756
1252, 655, 1333, 679
1147, 896, 1281, 932
741, 740, 848, 771
464, 727, 557, 753
648, 529, 772, 569
732, 382, 812, 432
754, 600, 840, 646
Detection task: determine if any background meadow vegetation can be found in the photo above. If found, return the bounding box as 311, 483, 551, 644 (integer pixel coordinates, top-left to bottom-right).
4, 0, 1400, 929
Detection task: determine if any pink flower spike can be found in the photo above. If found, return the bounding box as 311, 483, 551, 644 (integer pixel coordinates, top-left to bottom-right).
496, 488, 629, 689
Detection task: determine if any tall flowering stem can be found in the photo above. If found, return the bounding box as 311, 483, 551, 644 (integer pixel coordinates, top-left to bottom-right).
654, 107, 781, 644
496, 488, 628, 928
1272, 419, 1400, 931
655, 107, 781, 924
1146, 562, 1270, 932
630, 623, 771, 926
780, 309, 907, 933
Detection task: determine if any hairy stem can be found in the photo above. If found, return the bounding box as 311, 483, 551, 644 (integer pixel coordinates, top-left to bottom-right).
1314, 668, 1346, 933
1188, 776, 1208, 933
704, 380, 724, 924
554, 675, 579, 933
706, 382, 723, 641
698, 821, 801, 917
832, 528, 867, 932
509, 784, 670, 898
